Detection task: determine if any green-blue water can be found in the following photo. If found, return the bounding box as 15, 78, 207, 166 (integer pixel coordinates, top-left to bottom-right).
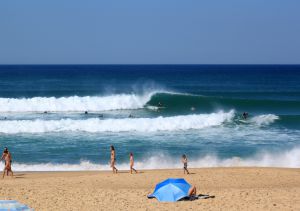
0, 65, 299, 170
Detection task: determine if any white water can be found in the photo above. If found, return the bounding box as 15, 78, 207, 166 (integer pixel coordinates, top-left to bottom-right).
0, 111, 234, 134
4, 147, 300, 171
249, 114, 279, 126
0, 93, 156, 112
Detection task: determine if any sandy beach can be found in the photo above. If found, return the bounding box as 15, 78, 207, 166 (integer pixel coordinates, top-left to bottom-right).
0, 168, 299, 210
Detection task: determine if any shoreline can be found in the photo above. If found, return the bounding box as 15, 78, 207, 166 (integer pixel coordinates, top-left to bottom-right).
6, 166, 300, 173
1, 167, 299, 210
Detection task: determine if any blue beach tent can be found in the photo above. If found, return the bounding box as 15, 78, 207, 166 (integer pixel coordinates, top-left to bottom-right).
0, 200, 33, 211
148, 178, 191, 202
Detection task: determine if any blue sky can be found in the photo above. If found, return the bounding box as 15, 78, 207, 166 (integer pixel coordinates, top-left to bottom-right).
1, 0, 300, 64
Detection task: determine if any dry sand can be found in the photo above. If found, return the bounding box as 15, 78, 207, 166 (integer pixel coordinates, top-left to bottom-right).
0, 168, 300, 211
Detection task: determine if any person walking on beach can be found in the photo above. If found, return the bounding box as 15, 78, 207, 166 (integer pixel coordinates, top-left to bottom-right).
129, 152, 137, 174
1, 147, 13, 178
110, 145, 118, 174
181, 154, 189, 174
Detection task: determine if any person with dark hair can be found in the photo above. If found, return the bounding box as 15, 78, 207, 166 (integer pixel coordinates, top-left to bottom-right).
181, 154, 190, 174
242, 112, 248, 119
129, 152, 137, 174
1, 147, 13, 178
110, 145, 118, 174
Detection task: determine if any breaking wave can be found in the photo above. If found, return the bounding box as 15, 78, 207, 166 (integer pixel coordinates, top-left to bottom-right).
249, 114, 279, 126
0, 92, 157, 112
0, 110, 234, 134
1, 91, 299, 114
4, 147, 300, 171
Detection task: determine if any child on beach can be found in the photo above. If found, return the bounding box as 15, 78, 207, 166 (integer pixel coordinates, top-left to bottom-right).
129, 152, 137, 174
181, 154, 189, 174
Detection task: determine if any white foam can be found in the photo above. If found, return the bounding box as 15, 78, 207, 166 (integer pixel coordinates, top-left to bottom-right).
0, 93, 157, 113
0, 110, 234, 134
250, 114, 279, 126
4, 147, 300, 171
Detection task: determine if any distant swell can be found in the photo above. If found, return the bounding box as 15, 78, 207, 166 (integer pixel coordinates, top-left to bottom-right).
147, 92, 300, 113
4, 147, 300, 171
0, 111, 234, 134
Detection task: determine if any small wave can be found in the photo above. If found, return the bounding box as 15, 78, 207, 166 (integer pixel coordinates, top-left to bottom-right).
4, 147, 300, 171
0, 110, 234, 134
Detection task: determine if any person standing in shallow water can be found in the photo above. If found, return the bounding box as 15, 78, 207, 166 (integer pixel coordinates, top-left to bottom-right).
181, 154, 189, 174
110, 145, 118, 174
129, 152, 137, 174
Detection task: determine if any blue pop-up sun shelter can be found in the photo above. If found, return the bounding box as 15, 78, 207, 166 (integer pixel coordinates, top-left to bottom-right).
0, 200, 33, 211
148, 178, 191, 202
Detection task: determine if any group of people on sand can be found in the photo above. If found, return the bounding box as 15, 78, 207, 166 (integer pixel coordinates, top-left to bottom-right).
110, 146, 198, 198
1, 147, 13, 179
110, 145, 191, 175
110, 145, 137, 174
1, 145, 190, 178
1, 146, 189, 176
2, 146, 198, 197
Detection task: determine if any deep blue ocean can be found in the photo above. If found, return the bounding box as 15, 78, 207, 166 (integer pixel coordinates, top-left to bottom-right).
0, 65, 299, 171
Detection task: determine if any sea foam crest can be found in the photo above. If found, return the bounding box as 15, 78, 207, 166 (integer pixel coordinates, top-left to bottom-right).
3, 147, 300, 171
250, 114, 279, 126
0, 93, 156, 112
0, 110, 234, 134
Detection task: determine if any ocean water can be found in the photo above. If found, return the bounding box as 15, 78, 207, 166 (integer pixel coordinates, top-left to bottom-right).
0, 65, 299, 171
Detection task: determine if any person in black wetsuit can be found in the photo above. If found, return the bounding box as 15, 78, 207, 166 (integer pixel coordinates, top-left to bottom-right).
242, 112, 248, 119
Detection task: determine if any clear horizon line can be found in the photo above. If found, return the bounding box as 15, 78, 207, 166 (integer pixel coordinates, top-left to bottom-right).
0, 64, 300, 66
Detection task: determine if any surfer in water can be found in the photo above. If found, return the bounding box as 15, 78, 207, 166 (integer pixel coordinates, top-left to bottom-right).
242, 112, 248, 119
157, 102, 164, 112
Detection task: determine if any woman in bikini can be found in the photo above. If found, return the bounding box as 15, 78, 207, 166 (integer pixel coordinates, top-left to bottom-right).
110, 145, 118, 174
1, 148, 13, 178
181, 154, 190, 174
